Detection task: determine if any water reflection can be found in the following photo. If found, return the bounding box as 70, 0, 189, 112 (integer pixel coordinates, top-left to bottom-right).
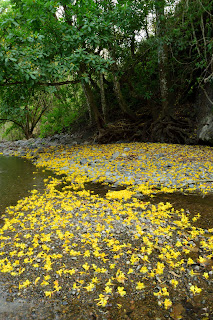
0, 155, 52, 214
83, 182, 213, 229
148, 192, 213, 229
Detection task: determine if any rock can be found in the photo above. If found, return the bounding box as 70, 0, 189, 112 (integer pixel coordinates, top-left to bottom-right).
196, 83, 213, 145
28, 144, 38, 150
198, 114, 213, 145
60, 166, 69, 171
80, 158, 88, 165
89, 162, 96, 167
3, 149, 13, 156
83, 141, 90, 145
165, 163, 172, 168
19, 151, 27, 157
111, 151, 120, 160
158, 152, 165, 157
36, 147, 45, 153
68, 160, 75, 165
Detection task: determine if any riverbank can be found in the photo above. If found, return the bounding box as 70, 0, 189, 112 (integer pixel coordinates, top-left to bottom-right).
1, 134, 213, 193
0, 137, 212, 319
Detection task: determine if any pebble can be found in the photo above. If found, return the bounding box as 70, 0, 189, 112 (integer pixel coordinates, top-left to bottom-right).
111, 151, 120, 160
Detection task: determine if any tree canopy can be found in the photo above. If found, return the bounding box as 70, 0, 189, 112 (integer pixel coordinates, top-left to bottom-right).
0, 0, 213, 141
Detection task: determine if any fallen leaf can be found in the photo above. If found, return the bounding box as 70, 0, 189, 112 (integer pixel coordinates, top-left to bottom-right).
170, 303, 185, 320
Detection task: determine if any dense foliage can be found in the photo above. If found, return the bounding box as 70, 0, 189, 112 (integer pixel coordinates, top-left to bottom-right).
0, 0, 212, 141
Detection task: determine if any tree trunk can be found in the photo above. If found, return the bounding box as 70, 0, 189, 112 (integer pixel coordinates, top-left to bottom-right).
99, 73, 107, 122
23, 125, 33, 139
155, 0, 171, 117
130, 34, 135, 57
25, 131, 33, 139
82, 81, 104, 130
112, 73, 136, 121
158, 41, 170, 116
82, 82, 93, 125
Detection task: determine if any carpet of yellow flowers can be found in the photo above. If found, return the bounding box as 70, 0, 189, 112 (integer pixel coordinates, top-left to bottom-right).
0, 142, 213, 319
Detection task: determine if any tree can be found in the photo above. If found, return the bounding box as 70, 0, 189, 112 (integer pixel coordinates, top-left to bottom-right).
0, 86, 52, 139
0, 0, 150, 127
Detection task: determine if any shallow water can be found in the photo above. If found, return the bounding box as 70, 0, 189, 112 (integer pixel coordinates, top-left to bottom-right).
0, 155, 53, 215
148, 192, 213, 229
84, 182, 213, 229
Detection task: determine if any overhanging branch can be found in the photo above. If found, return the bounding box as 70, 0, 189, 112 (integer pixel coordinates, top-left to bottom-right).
0, 118, 24, 129
0, 79, 80, 87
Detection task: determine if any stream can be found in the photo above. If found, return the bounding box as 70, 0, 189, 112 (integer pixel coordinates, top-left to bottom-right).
0, 155, 212, 320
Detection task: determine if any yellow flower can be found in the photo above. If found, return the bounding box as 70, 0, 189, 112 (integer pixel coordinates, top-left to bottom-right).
115, 269, 127, 283
136, 282, 145, 290
45, 291, 53, 297
190, 268, 200, 276
155, 262, 165, 275
56, 269, 63, 276
153, 290, 161, 298
54, 280, 62, 292
105, 286, 112, 294
127, 268, 134, 274
19, 279, 31, 290
198, 256, 206, 264
73, 283, 80, 290
95, 294, 108, 307
33, 263, 39, 268
67, 269, 76, 275
18, 267, 25, 275
142, 255, 149, 262
176, 241, 182, 247
84, 250, 90, 257
106, 279, 113, 286
148, 270, 155, 278
34, 277, 40, 285
130, 254, 139, 265
84, 282, 95, 292
187, 258, 194, 265
140, 266, 148, 273
162, 287, 169, 296
91, 277, 99, 284
190, 285, 202, 294
164, 298, 172, 309
170, 279, 178, 288
117, 286, 126, 297
82, 262, 90, 271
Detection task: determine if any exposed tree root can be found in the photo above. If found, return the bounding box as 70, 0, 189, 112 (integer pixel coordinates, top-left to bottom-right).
94, 115, 195, 145
94, 119, 151, 144
150, 115, 193, 144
